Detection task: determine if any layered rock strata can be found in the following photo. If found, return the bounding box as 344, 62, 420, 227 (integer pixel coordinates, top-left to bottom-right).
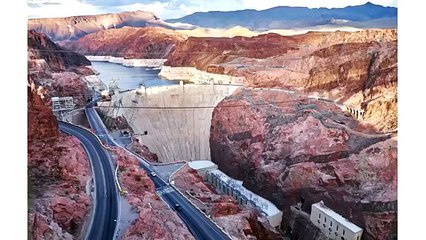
210, 88, 397, 240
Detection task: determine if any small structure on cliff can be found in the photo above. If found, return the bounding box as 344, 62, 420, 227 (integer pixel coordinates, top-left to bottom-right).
310, 201, 363, 240
340, 105, 365, 120
51, 96, 75, 118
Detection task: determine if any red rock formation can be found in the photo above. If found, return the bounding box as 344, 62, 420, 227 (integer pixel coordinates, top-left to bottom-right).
28, 31, 94, 239
112, 148, 194, 239
165, 29, 396, 71
62, 27, 186, 59
28, 84, 92, 238
28, 11, 178, 41
28, 30, 91, 72
210, 89, 397, 240
28, 30, 93, 106
128, 138, 159, 163
172, 166, 282, 240
165, 29, 397, 132
28, 79, 58, 141
165, 33, 302, 70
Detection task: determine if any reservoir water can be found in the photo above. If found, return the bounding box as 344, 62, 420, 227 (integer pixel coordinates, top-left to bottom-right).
91, 61, 179, 89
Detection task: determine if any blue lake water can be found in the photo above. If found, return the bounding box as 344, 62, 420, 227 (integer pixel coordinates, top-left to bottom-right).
91, 61, 179, 90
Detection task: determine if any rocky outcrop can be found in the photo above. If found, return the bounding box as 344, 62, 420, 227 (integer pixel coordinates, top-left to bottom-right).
28, 10, 188, 41
165, 33, 301, 69
241, 39, 397, 132
28, 30, 95, 239
28, 30, 91, 72
112, 149, 194, 239
128, 138, 159, 163
210, 89, 397, 240
27, 80, 58, 141
166, 29, 397, 132
172, 166, 281, 240
28, 30, 93, 106
165, 30, 396, 71
28, 79, 92, 239
62, 26, 186, 59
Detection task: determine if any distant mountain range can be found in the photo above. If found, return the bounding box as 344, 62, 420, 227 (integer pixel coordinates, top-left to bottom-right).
28, 10, 194, 41
167, 2, 397, 30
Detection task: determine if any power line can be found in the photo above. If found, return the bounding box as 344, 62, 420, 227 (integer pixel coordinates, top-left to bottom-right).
95, 98, 310, 110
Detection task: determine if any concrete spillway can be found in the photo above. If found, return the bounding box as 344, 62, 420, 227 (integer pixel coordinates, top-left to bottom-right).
100, 84, 239, 162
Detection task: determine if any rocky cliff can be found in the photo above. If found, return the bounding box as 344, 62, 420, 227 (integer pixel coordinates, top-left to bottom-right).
28, 30, 91, 72
112, 149, 194, 239
28, 30, 93, 106
28, 78, 92, 240
28, 10, 185, 41
62, 27, 186, 59
210, 89, 397, 240
165, 29, 396, 71
28, 30, 96, 239
166, 29, 397, 132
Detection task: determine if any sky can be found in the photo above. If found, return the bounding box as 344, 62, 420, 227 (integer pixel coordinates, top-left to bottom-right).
28, 0, 397, 19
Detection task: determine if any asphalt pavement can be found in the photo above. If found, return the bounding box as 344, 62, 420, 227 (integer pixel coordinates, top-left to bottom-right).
85, 104, 230, 240
59, 122, 118, 240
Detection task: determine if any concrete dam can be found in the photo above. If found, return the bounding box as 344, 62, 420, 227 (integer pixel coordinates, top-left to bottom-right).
99, 84, 239, 162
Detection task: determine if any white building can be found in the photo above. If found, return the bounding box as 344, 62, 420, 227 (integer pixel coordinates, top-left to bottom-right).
310, 201, 363, 240
186, 161, 283, 228
206, 169, 283, 228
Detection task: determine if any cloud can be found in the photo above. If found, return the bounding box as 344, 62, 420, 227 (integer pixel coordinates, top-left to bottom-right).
28, 0, 102, 18
28, 0, 397, 19
114, 2, 183, 19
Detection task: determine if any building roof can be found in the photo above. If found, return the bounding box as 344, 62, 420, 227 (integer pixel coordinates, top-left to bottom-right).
313, 201, 362, 233
188, 160, 217, 170
209, 169, 281, 217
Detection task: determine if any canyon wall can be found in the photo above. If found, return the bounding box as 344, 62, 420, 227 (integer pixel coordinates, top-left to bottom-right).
210, 88, 397, 240
62, 26, 186, 59
28, 30, 94, 106
28, 30, 97, 239
99, 84, 239, 162
165, 29, 397, 132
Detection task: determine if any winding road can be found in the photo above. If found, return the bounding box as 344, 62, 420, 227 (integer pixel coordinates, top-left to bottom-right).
85, 103, 230, 240
59, 121, 118, 240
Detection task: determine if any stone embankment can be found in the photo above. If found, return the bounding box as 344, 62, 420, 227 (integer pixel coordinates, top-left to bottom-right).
86, 55, 167, 68
159, 66, 244, 85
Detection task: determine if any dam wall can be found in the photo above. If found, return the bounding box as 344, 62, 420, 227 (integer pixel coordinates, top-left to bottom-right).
159, 66, 245, 85
99, 84, 239, 162
85, 55, 166, 67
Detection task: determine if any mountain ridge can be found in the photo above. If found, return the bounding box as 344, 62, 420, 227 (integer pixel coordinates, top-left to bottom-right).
167, 2, 397, 30
28, 10, 194, 41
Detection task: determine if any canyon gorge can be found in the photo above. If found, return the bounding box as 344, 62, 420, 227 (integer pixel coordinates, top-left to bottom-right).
27, 4, 397, 240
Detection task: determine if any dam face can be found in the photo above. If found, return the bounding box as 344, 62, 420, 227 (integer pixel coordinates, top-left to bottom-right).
100, 84, 239, 162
